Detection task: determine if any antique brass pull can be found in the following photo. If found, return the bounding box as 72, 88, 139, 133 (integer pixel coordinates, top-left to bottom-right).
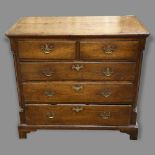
102, 44, 117, 54
103, 67, 113, 77
44, 90, 55, 97
72, 85, 83, 92
100, 112, 111, 119
100, 90, 112, 98
47, 112, 55, 119
72, 106, 83, 112
72, 64, 84, 71
42, 69, 55, 77
41, 44, 54, 54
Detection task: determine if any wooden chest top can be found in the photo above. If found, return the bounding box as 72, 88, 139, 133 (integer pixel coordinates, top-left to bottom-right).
6, 16, 149, 37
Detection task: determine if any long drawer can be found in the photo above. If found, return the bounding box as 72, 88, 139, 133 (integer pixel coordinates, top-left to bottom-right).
22, 82, 135, 103
25, 105, 132, 126
20, 62, 136, 81
80, 40, 139, 60
17, 40, 76, 59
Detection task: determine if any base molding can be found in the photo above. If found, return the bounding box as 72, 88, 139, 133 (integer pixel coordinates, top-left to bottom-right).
18, 124, 138, 140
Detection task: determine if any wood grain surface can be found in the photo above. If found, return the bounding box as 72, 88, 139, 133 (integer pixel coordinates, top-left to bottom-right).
18, 40, 76, 59
80, 40, 139, 60
6, 16, 149, 36
25, 105, 131, 126
22, 81, 135, 103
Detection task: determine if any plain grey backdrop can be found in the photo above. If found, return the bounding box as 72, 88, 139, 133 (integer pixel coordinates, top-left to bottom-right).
0, 0, 154, 154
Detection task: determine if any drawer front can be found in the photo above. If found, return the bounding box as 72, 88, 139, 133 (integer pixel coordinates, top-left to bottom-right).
23, 82, 135, 103
25, 105, 131, 126
20, 62, 136, 81
18, 40, 76, 59
80, 40, 139, 60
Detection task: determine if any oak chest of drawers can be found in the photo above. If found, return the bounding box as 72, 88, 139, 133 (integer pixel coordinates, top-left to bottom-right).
6, 16, 149, 140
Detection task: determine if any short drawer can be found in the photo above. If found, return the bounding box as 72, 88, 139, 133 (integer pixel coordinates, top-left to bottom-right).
22, 82, 135, 103
80, 40, 139, 60
25, 105, 132, 126
20, 62, 136, 81
17, 40, 76, 59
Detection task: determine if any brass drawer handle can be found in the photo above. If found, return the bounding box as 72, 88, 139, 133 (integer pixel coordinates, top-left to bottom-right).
72, 64, 84, 71
41, 44, 54, 54
44, 90, 55, 97
72, 106, 83, 112
102, 44, 117, 54
42, 70, 55, 77
72, 85, 83, 92
100, 112, 111, 119
100, 90, 112, 98
103, 67, 113, 77
47, 112, 55, 119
